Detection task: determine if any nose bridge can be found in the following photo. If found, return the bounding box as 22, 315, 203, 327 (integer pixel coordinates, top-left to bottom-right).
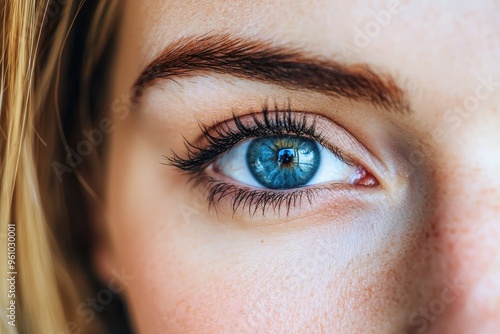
428, 122, 500, 330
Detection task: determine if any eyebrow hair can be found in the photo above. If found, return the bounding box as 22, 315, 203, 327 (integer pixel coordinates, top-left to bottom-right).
132, 34, 410, 113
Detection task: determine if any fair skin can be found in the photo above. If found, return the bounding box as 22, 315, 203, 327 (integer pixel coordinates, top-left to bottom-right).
94, 0, 500, 333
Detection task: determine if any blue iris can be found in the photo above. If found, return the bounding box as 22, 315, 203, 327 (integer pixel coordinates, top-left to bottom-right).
246, 135, 321, 189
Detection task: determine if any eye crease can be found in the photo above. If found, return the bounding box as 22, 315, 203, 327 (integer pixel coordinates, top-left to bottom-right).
166, 106, 378, 215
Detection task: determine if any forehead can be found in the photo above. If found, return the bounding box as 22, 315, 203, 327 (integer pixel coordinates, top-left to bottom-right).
116, 0, 500, 116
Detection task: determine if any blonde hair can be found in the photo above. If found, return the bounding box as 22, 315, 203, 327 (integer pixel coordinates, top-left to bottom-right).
1, 1, 118, 332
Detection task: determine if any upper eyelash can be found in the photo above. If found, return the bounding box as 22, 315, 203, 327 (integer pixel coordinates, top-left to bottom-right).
165, 104, 351, 173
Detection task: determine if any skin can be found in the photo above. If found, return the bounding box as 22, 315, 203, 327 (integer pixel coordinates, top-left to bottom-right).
94, 0, 500, 333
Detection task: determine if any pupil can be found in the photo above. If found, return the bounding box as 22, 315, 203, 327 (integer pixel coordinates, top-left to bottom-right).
277, 148, 295, 166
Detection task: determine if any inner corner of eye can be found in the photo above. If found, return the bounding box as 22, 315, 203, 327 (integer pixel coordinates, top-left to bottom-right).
350, 165, 379, 187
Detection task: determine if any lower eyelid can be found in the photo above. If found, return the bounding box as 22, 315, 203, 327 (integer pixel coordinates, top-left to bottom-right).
192, 173, 378, 222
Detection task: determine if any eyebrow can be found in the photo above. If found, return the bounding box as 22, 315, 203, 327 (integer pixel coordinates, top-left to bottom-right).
132, 34, 410, 113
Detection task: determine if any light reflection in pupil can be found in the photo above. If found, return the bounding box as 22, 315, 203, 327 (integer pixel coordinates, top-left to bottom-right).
277, 148, 295, 167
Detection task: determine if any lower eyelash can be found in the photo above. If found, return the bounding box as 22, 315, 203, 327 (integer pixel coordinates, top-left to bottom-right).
192, 174, 329, 217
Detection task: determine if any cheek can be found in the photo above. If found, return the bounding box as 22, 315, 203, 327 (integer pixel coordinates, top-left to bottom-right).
109, 225, 428, 333
105, 188, 429, 333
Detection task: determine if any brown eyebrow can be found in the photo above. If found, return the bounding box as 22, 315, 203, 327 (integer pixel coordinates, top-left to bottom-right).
132, 34, 410, 113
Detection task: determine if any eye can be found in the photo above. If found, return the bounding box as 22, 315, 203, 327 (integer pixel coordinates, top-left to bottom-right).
167, 108, 379, 215
210, 134, 370, 189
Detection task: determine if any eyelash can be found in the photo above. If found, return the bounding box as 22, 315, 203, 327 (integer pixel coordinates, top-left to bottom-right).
166, 105, 355, 216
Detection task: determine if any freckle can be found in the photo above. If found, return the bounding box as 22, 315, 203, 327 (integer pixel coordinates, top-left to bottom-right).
260, 239, 264, 243
446, 242, 454, 252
